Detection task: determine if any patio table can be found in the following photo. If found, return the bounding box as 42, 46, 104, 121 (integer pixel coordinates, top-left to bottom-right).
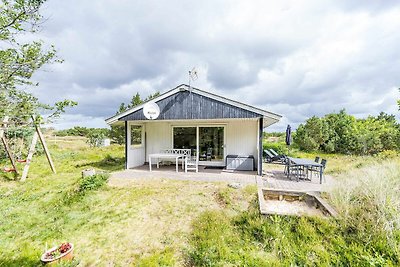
287, 157, 324, 184
148, 153, 185, 172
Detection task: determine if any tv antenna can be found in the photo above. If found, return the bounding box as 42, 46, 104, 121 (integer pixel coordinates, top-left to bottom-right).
188, 67, 198, 91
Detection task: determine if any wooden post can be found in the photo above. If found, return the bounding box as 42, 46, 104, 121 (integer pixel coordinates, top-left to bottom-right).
125, 121, 128, 170
258, 117, 263, 176
0, 117, 18, 174
35, 125, 56, 174
20, 132, 39, 181
0, 117, 8, 137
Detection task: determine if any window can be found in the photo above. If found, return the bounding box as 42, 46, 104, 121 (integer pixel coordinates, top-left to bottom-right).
130, 125, 142, 147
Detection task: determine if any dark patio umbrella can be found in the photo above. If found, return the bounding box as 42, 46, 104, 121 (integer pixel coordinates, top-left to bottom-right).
285, 125, 292, 155
285, 125, 292, 146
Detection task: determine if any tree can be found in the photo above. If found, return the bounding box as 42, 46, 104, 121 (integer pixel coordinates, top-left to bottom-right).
0, 0, 76, 124
398, 88, 400, 110
110, 91, 160, 144
293, 116, 331, 152
294, 110, 400, 155
324, 110, 358, 154
129, 93, 142, 108
118, 103, 127, 114
86, 129, 108, 147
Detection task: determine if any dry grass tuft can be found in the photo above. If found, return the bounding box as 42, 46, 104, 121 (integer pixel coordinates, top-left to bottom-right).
330, 158, 400, 248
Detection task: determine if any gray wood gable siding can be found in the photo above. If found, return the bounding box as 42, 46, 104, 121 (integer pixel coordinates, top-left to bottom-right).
119, 91, 262, 121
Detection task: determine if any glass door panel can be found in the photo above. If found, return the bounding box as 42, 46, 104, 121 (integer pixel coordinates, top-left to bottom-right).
173, 127, 197, 156
199, 127, 224, 162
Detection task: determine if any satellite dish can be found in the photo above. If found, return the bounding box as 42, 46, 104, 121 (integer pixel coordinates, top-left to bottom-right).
143, 102, 160, 120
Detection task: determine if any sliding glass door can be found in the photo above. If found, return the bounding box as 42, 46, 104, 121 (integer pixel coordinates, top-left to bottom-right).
199, 127, 224, 162
173, 127, 197, 156
173, 126, 225, 165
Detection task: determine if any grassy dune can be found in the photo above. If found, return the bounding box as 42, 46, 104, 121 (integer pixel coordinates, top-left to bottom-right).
188, 158, 400, 266
0, 137, 399, 266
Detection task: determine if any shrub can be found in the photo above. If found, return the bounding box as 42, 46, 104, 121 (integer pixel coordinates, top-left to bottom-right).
294, 110, 400, 155
55, 127, 110, 139
86, 129, 107, 147
78, 173, 109, 194
263, 142, 287, 155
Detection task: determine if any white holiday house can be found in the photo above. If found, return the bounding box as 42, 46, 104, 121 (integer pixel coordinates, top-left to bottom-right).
105, 84, 281, 175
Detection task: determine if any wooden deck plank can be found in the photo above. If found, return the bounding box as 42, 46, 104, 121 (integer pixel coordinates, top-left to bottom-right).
263, 170, 335, 193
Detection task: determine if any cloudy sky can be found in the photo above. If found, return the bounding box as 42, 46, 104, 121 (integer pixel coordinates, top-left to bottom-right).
32, 0, 400, 131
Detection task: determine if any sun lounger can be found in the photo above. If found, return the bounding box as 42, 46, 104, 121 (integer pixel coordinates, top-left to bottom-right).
264, 150, 286, 164
268, 149, 287, 162
269, 148, 280, 157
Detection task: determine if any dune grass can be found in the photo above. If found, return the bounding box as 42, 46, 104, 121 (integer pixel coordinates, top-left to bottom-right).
191, 149, 399, 265
187, 158, 400, 266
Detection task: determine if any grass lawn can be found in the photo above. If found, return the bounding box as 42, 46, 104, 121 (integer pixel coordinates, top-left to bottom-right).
1, 136, 399, 266
0, 137, 256, 266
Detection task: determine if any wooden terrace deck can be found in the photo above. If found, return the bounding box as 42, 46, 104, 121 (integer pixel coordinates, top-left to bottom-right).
110, 163, 336, 193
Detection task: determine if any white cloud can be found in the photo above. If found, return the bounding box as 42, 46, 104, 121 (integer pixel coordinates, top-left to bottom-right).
27, 0, 400, 130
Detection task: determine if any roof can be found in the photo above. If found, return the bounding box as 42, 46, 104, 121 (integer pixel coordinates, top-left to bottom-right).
105, 84, 282, 127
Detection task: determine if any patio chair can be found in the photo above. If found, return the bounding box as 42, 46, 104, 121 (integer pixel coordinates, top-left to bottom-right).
185, 156, 198, 173
321, 159, 327, 167
287, 162, 306, 182
200, 148, 212, 161
317, 159, 328, 182
306, 156, 320, 177
308, 158, 327, 180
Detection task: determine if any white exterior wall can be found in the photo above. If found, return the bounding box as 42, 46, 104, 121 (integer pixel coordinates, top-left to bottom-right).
225, 120, 259, 167
126, 122, 146, 169
145, 121, 172, 158
126, 119, 260, 169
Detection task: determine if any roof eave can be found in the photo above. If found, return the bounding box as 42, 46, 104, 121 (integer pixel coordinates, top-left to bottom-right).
263, 117, 280, 128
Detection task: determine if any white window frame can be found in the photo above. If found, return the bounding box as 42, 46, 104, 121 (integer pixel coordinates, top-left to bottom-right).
129, 123, 144, 149
171, 124, 226, 165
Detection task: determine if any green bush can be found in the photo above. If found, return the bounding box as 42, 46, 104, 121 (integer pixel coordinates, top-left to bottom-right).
263, 142, 287, 155
55, 127, 110, 138
294, 110, 400, 155
86, 129, 107, 147
264, 132, 285, 138
78, 173, 109, 194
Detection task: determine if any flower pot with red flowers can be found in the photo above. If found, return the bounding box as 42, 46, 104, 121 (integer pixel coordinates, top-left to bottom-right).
41, 242, 74, 265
